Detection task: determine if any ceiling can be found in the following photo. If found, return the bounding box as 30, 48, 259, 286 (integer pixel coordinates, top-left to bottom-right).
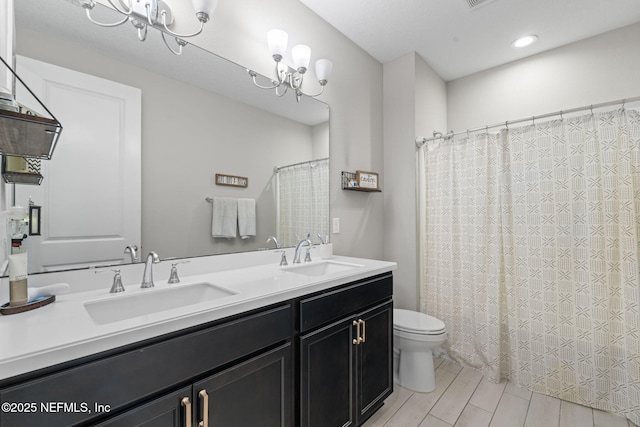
298, 0, 640, 81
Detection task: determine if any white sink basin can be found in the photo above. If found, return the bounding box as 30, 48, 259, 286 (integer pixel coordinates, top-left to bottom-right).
84, 282, 237, 325
283, 261, 363, 277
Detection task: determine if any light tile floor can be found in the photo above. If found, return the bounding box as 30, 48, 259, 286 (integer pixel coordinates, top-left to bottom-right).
363, 358, 638, 427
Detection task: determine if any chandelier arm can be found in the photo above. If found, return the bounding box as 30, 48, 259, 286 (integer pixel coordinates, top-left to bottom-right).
137, 24, 148, 41
248, 70, 280, 90
300, 84, 326, 99
85, 7, 129, 27
288, 73, 304, 91
146, 3, 154, 26
161, 32, 185, 56
106, 0, 133, 14
275, 85, 288, 97
161, 11, 205, 38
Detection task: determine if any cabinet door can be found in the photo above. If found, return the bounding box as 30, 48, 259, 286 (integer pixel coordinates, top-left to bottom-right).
194, 344, 292, 427
93, 386, 192, 427
300, 317, 356, 427
356, 301, 393, 425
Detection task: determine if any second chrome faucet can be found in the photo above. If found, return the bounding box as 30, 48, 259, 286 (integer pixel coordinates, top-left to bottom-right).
141, 251, 160, 288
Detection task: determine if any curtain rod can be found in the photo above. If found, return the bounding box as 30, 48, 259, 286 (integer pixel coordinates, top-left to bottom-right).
273, 157, 329, 173
415, 95, 640, 148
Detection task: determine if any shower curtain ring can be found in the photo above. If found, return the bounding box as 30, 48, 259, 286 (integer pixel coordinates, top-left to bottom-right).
590, 105, 594, 115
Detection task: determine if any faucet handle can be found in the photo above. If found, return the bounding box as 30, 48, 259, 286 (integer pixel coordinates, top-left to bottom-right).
304, 246, 313, 263
168, 260, 190, 284
95, 268, 125, 293
276, 250, 288, 266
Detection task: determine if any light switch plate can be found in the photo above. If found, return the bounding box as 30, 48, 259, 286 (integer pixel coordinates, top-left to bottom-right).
332, 217, 340, 234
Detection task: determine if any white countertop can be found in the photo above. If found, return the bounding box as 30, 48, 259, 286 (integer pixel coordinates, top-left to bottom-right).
0, 255, 396, 382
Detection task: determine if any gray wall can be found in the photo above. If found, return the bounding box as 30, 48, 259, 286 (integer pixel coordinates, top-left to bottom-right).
383, 53, 447, 310
447, 23, 640, 130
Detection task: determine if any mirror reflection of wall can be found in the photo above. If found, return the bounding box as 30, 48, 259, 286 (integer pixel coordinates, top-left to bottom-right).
11, 0, 330, 274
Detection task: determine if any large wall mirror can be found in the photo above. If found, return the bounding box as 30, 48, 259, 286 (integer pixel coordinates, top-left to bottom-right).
11, 0, 329, 274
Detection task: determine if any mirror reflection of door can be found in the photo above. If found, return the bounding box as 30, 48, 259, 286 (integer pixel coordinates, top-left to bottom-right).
13, 56, 142, 273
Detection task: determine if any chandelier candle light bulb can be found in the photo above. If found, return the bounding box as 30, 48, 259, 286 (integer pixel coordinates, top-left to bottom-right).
249, 29, 333, 102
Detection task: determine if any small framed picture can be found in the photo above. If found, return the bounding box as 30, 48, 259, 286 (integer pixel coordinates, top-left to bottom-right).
215, 173, 248, 188
356, 170, 379, 190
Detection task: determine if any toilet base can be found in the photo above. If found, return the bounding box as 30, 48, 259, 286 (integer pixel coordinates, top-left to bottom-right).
398, 349, 436, 393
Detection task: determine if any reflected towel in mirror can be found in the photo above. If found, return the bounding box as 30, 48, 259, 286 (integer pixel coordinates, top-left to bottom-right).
211, 197, 238, 238
238, 198, 256, 239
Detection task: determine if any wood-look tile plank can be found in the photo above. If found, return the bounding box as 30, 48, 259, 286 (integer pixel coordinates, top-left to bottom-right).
504, 381, 533, 401
361, 385, 414, 427
523, 392, 560, 427
558, 401, 593, 427
429, 367, 484, 425
454, 404, 492, 427
488, 392, 529, 427
469, 377, 507, 413
439, 359, 463, 375
385, 369, 457, 427
419, 415, 453, 427
593, 409, 628, 427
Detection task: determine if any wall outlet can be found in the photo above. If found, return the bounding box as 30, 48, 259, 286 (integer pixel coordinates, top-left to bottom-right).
332, 217, 340, 234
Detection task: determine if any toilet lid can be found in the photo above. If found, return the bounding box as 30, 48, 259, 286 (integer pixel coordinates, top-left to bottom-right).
393, 309, 445, 335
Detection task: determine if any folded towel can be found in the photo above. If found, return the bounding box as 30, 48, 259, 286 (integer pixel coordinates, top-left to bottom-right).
211, 197, 237, 238
238, 198, 256, 239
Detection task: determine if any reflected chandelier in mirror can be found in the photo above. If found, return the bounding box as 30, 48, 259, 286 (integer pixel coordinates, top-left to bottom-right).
80, 0, 218, 55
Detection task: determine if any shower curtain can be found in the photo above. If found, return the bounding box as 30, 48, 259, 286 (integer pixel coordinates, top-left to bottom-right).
276, 158, 329, 247
419, 108, 640, 424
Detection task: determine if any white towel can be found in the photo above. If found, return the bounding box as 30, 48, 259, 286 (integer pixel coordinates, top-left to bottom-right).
237, 198, 256, 239
211, 197, 237, 238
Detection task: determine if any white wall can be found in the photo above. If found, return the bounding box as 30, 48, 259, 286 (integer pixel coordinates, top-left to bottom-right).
447, 23, 640, 131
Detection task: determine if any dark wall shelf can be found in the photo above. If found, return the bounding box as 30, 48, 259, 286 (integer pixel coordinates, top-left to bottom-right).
341, 171, 382, 192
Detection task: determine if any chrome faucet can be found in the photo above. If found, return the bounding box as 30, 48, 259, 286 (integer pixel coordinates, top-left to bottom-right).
293, 237, 312, 264
141, 252, 160, 288
124, 245, 139, 263
266, 236, 280, 249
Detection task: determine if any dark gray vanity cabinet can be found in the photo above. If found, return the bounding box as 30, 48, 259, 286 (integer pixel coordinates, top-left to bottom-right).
299, 273, 393, 427
0, 271, 394, 427
94, 344, 291, 427
0, 304, 292, 427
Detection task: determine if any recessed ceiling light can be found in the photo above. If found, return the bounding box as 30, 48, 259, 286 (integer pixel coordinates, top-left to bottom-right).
512, 35, 538, 48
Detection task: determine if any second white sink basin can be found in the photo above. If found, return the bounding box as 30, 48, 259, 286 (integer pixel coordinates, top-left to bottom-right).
84, 282, 237, 325
283, 261, 363, 277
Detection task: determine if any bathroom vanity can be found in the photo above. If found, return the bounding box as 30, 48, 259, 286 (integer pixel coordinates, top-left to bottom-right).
0, 253, 395, 427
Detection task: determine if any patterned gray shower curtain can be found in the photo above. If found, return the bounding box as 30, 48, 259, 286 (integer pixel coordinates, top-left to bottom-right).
420, 108, 640, 424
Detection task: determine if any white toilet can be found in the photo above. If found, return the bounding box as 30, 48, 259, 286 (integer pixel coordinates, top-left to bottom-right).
393, 309, 447, 393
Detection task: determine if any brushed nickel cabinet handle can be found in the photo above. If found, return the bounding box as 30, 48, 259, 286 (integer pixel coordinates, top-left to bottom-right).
353, 319, 361, 344
198, 390, 209, 427
360, 319, 366, 343
181, 397, 192, 427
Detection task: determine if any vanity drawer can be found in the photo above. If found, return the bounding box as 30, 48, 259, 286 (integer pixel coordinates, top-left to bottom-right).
0, 303, 292, 427
299, 273, 392, 333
